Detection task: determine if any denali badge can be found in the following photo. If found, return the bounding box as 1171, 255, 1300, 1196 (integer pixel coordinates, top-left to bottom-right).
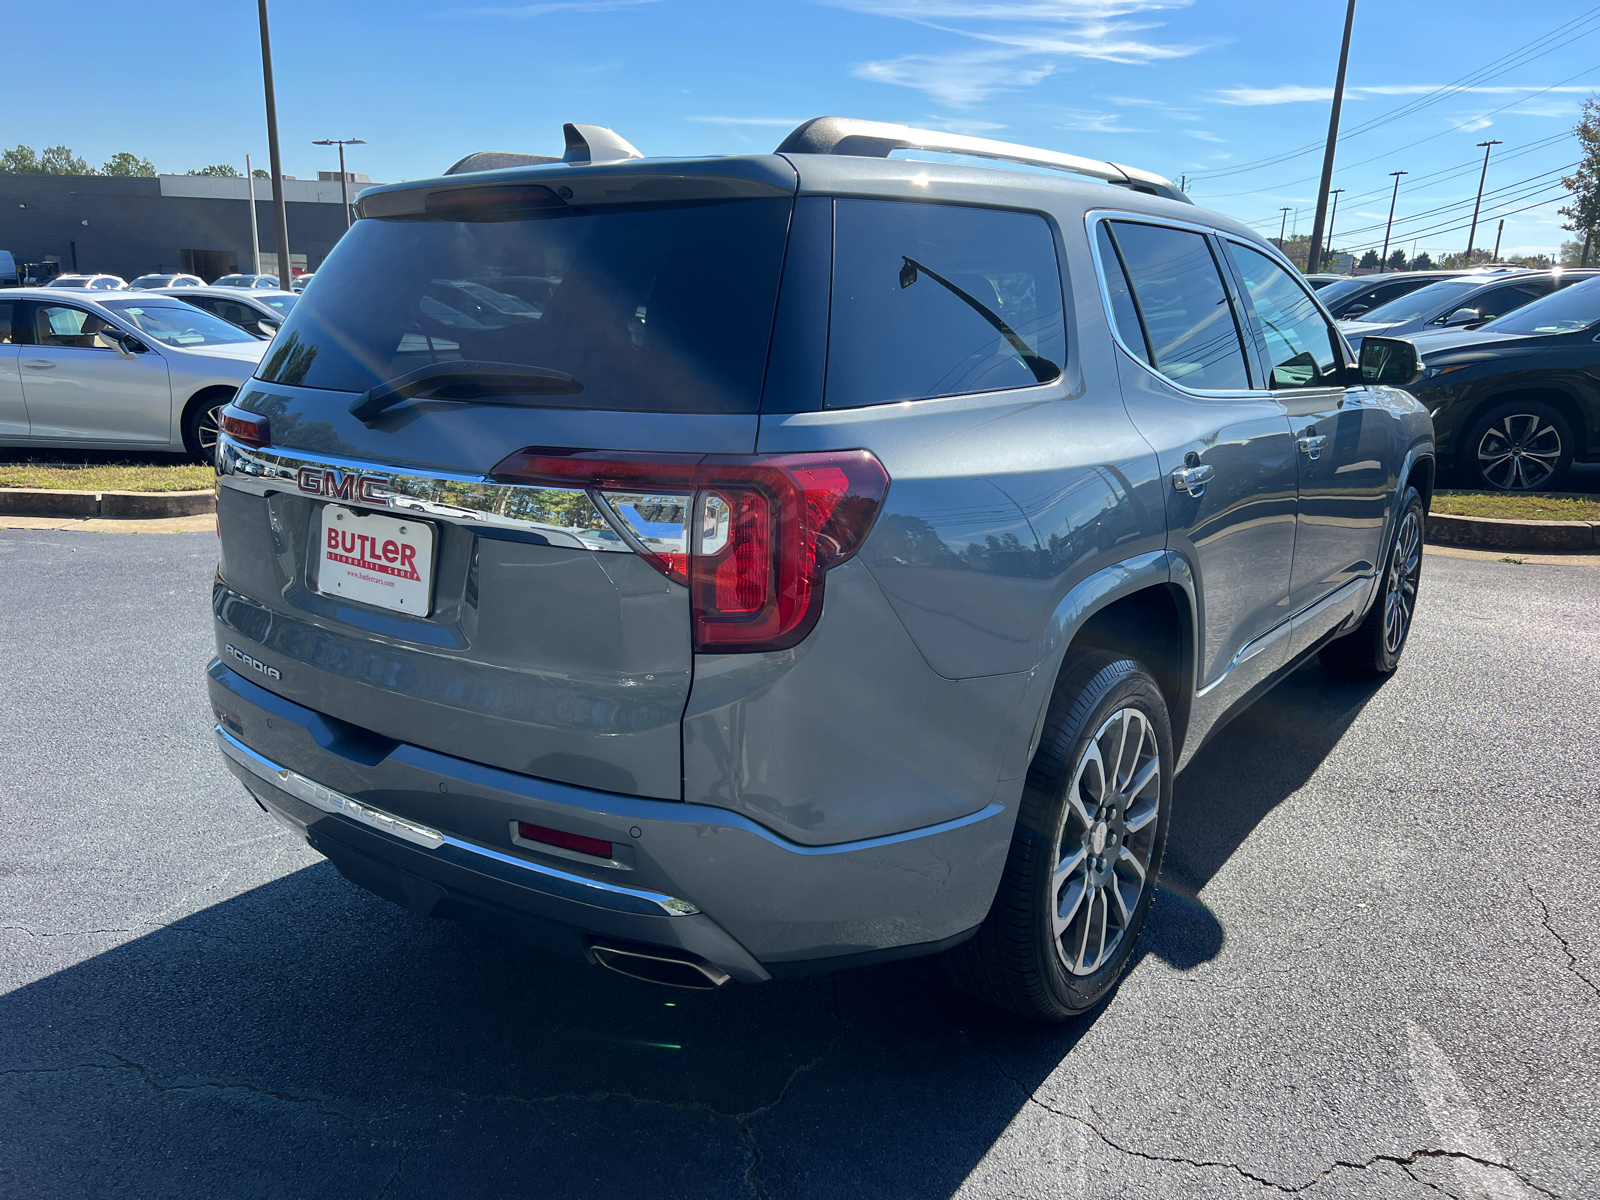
225, 643, 281, 681
296, 467, 388, 505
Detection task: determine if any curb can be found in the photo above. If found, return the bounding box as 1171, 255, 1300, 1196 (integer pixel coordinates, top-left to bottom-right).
1427, 511, 1599, 554
0, 488, 216, 520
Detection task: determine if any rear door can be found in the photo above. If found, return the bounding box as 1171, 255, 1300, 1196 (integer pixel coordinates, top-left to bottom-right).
213, 164, 798, 800
0, 300, 26, 437
1095, 217, 1298, 695
1221, 240, 1389, 633
20, 302, 171, 443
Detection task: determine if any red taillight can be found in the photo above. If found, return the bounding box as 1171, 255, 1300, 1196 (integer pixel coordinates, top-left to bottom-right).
218, 404, 270, 448
515, 821, 613, 860
490, 448, 890, 653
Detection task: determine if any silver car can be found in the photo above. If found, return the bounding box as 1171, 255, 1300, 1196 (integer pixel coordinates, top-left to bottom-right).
0, 288, 267, 456
129, 273, 206, 290
206, 118, 1434, 1020
42, 274, 126, 291
212, 273, 281, 290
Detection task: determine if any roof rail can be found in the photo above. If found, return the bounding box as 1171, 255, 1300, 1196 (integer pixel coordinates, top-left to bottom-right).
444, 123, 643, 176
774, 117, 1192, 205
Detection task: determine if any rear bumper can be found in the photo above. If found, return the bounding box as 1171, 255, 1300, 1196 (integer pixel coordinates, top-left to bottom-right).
207, 661, 1014, 982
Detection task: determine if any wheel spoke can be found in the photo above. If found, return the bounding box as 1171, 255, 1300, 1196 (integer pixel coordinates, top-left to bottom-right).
1124, 794, 1159, 834
1068, 742, 1103, 830
1054, 844, 1087, 886
1054, 875, 1088, 939
1116, 844, 1147, 883
1109, 877, 1135, 925
1125, 755, 1159, 803
1089, 890, 1108, 970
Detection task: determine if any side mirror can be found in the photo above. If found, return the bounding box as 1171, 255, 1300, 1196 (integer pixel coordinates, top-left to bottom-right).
256, 320, 279, 338
1360, 337, 1423, 387
1343, 303, 1370, 317
95, 329, 134, 357
1443, 307, 1480, 327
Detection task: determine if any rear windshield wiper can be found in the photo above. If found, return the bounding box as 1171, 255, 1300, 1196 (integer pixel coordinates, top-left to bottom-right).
350, 361, 583, 424
899, 256, 1058, 384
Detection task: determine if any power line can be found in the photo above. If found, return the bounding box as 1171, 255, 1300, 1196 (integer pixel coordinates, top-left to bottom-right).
1189, 5, 1600, 181
1318, 161, 1577, 240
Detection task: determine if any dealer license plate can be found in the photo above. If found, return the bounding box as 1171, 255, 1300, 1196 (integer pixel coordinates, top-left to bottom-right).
316, 505, 435, 615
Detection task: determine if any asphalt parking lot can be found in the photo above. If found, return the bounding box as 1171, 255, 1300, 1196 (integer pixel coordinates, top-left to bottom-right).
1, 529, 1595, 1199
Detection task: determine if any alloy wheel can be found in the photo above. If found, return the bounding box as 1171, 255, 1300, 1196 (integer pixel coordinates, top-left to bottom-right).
1051, 706, 1161, 976
1383, 508, 1423, 655
1477, 413, 1561, 491
197, 404, 224, 457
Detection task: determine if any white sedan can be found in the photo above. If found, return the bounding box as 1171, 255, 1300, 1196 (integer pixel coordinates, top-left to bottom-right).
0, 288, 268, 458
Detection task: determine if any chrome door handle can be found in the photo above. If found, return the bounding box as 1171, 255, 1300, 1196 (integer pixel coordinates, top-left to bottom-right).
1298, 434, 1327, 459
1171, 464, 1214, 497
21, 359, 56, 369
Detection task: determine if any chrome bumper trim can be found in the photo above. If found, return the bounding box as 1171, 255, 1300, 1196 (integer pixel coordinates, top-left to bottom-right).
214, 725, 700, 917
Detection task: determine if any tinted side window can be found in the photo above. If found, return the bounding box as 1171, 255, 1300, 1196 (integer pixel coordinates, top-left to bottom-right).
826, 199, 1065, 408
34, 304, 113, 349
1463, 284, 1545, 323
0, 301, 15, 344
1226, 242, 1341, 389
1095, 223, 1149, 361
1105, 221, 1250, 391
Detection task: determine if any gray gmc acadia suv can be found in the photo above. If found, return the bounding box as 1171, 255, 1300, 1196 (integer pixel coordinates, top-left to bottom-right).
206, 119, 1435, 1021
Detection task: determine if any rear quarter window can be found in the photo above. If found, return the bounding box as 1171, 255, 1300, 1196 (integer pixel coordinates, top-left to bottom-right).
824, 199, 1065, 409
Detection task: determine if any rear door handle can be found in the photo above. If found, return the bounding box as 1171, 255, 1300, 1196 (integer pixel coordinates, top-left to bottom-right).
1171, 464, 1214, 497
1298, 434, 1327, 459
22, 359, 56, 369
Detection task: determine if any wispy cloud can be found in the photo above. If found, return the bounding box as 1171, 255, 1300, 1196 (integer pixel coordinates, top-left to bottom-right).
445, 0, 658, 16
1214, 82, 1598, 105
1452, 115, 1494, 133
1056, 108, 1146, 132
1187, 130, 1225, 142
685, 116, 808, 126
828, 0, 1204, 107
1105, 93, 1200, 119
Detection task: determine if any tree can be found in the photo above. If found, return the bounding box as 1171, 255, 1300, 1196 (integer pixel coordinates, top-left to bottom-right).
1560, 238, 1586, 267
0, 144, 39, 172
1559, 99, 1600, 262
1412, 251, 1434, 271
1359, 249, 1380, 268
38, 145, 92, 175
1508, 253, 1553, 269
188, 163, 242, 177
1386, 249, 1407, 271
1435, 248, 1495, 270
101, 151, 156, 177
252, 168, 269, 179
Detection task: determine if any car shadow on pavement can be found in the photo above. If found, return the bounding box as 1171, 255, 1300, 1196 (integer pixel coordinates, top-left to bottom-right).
0, 666, 1381, 1200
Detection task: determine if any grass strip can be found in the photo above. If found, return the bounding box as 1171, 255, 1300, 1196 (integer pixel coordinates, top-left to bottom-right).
1432, 490, 1600, 522
0, 461, 214, 493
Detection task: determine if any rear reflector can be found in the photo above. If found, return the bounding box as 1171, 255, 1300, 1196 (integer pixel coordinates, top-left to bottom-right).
218, 404, 271, 448
515, 821, 613, 860
490, 449, 890, 653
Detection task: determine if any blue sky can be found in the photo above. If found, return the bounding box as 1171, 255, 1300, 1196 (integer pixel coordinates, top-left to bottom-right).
9, 0, 1597, 258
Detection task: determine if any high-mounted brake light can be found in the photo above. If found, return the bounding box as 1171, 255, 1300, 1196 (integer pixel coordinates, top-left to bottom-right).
490, 449, 890, 653
217, 403, 270, 448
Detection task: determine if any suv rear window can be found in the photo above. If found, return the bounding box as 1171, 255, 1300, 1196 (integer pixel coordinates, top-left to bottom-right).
825, 199, 1064, 408
257, 195, 793, 413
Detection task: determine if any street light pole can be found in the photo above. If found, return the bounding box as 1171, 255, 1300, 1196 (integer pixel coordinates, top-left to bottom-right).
1380, 171, 1407, 272
313, 137, 366, 230
245, 154, 261, 276
1464, 139, 1502, 262
1326, 188, 1345, 269
257, 0, 291, 286
1492, 218, 1505, 262
1279, 206, 1292, 250
1306, 0, 1357, 277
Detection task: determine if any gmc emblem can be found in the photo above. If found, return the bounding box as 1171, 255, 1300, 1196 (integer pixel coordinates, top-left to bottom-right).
297, 467, 387, 505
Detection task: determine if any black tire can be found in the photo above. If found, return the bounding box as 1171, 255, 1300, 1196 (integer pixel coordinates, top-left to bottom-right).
944, 649, 1172, 1022
1321, 485, 1424, 680
1461, 399, 1574, 492
181, 391, 232, 462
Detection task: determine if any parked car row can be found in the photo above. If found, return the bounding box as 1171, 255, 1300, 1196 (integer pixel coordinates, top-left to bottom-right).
23, 270, 308, 291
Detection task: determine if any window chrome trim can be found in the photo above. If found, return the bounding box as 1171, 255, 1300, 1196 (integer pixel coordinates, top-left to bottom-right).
216, 434, 636, 554
215, 725, 701, 917
1085, 210, 1275, 403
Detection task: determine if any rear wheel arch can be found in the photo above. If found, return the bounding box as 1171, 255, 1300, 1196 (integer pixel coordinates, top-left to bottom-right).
180, 385, 240, 459
1404, 455, 1435, 512
1063, 583, 1194, 763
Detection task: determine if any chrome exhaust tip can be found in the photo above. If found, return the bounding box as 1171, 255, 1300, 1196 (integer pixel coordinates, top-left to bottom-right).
591, 944, 731, 990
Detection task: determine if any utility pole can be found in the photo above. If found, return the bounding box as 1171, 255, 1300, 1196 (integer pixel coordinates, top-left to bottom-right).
257, 0, 291, 286
313, 138, 366, 230
1380, 171, 1407, 272
245, 154, 262, 276
1279, 207, 1292, 250
1492, 219, 1504, 262
1305, 0, 1357, 279
1325, 188, 1345, 269
1464, 139, 1502, 261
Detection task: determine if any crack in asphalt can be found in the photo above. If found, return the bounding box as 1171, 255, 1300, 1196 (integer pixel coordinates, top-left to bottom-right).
1527, 882, 1600, 1001
375, 1146, 409, 1200
983, 1051, 1560, 1197
104, 1053, 366, 1124
448, 977, 850, 1200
